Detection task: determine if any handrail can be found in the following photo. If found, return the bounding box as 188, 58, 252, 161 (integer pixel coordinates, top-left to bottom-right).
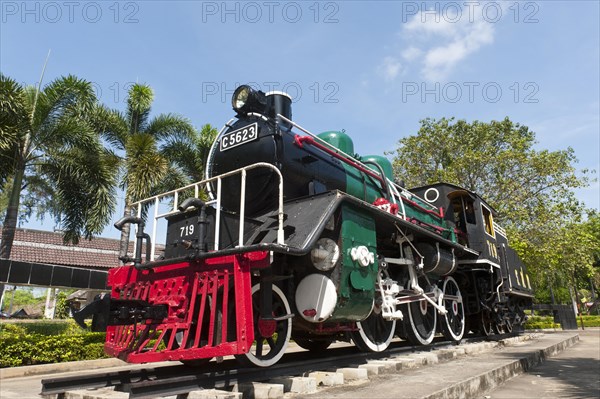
129, 163, 285, 262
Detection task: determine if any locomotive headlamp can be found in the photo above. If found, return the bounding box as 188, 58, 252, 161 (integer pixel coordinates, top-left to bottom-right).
232, 85, 266, 115
233, 85, 250, 110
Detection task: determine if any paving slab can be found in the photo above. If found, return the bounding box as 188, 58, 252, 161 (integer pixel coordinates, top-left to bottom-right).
307, 371, 344, 386
269, 377, 317, 394
482, 329, 599, 399
233, 382, 284, 399
295, 332, 581, 399
335, 368, 369, 381
0, 331, 588, 399
0, 358, 130, 380
188, 389, 243, 399
63, 388, 129, 399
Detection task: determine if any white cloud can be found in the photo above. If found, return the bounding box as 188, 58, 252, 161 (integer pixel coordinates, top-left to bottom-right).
378, 56, 403, 81
420, 20, 494, 80
402, 46, 423, 61
381, 4, 498, 81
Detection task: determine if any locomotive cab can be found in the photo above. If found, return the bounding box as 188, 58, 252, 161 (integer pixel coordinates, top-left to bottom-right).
411, 183, 502, 265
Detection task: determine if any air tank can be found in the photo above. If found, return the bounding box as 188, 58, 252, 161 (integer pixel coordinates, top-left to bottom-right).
317, 131, 354, 155
361, 155, 393, 181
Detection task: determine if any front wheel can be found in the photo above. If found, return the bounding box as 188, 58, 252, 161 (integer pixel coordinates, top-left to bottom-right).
235, 283, 292, 367
352, 305, 396, 352
404, 298, 437, 346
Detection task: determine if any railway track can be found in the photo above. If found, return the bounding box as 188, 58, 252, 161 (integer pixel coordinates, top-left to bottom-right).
41, 334, 518, 398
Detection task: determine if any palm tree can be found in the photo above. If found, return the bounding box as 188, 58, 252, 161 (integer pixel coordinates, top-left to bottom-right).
161, 123, 218, 183
0, 73, 117, 255
92, 84, 205, 260
0, 73, 117, 299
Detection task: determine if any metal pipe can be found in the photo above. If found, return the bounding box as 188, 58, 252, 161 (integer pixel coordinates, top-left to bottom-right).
215, 178, 222, 251
239, 169, 247, 247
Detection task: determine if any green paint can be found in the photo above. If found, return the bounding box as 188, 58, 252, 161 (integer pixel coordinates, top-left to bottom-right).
361, 154, 394, 181
329, 205, 378, 321
320, 130, 456, 242
343, 162, 383, 203
318, 131, 355, 155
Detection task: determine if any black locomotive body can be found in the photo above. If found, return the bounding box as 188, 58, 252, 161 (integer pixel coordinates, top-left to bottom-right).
76, 85, 533, 367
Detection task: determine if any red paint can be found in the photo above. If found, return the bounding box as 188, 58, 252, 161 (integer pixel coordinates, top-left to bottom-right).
243, 250, 269, 262
104, 252, 268, 363
257, 318, 277, 337
373, 198, 399, 215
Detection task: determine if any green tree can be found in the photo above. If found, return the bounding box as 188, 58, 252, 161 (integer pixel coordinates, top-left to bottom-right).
54, 290, 75, 319
4, 287, 43, 311
391, 117, 589, 228
0, 74, 117, 285
390, 117, 594, 302
91, 84, 204, 260
528, 216, 598, 305
161, 123, 218, 184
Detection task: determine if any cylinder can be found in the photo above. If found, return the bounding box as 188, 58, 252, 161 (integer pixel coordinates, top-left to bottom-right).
415, 242, 457, 276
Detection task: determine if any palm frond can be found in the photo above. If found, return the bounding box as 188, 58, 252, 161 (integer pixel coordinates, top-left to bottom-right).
159, 123, 217, 182
196, 123, 218, 171
126, 84, 153, 135
146, 113, 195, 141
124, 133, 169, 202
153, 164, 190, 196
36, 116, 99, 155
89, 104, 129, 149
33, 75, 97, 132
17, 171, 57, 222
160, 138, 199, 181
0, 74, 28, 150
41, 146, 117, 243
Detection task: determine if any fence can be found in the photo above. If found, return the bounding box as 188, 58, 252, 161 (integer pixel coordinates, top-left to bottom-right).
532, 304, 578, 330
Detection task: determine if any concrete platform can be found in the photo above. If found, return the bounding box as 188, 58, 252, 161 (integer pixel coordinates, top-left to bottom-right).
295, 331, 589, 399
483, 328, 599, 399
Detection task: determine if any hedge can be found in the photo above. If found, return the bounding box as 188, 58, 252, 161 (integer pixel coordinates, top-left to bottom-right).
524, 315, 600, 329
0, 319, 76, 335
0, 322, 108, 368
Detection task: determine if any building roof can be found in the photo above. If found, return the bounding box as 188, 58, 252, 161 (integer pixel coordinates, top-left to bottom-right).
1, 228, 158, 270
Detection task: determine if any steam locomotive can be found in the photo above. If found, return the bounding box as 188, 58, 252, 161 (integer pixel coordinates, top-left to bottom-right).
76, 85, 533, 367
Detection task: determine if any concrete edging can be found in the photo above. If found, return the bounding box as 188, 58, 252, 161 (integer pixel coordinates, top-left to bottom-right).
0, 358, 127, 380
423, 334, 580, 399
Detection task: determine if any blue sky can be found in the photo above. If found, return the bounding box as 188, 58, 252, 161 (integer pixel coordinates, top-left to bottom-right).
1, 0, 599, 239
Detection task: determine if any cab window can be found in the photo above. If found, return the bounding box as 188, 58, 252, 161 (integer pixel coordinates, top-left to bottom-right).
482, 205, 495, 237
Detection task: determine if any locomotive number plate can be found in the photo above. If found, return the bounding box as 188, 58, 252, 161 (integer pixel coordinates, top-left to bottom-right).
220, 123, 259, 151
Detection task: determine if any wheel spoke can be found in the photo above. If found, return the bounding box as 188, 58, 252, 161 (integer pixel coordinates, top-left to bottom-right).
256, 339, 264, 357
405, 297, 436, 346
